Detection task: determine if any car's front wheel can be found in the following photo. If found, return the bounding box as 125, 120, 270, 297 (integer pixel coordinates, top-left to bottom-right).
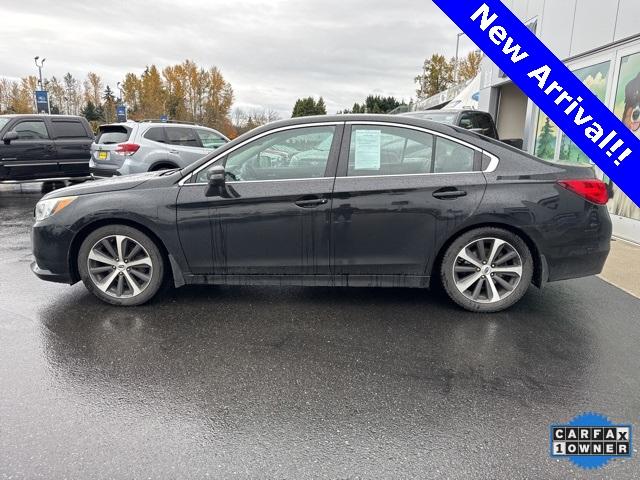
78, 225, 165, 306
440, 227, 533, 313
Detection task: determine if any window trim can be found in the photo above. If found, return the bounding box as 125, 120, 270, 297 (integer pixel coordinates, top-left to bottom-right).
180, 122, 344, 186
179, 121, 499, 186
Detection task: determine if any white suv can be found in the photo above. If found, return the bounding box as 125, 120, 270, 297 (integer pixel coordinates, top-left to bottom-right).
90, 120, 228, 177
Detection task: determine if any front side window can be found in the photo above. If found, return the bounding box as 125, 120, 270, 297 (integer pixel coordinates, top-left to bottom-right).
196, 126, 335, 183
165, 127, 199, 147
347, 125, 434, 176
14, 120, 49, 140
434, 137, 475, 173
196, 129, 226, 149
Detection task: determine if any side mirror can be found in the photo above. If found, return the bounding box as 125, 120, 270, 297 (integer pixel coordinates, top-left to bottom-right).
3, 131, 18, 144
207, 165, 226, 188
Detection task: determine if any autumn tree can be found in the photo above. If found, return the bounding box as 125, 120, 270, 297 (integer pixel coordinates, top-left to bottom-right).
415, 53, 454, 99
63, 73, 83, 115
102, 86, 116, 123
232, 107, 280, 136
84, 72, 103, 107
457, 51, 483, 82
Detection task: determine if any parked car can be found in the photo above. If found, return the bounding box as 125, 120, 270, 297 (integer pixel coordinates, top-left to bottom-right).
90, 120, 229, 177
400, 109, 524, 149
0, 114, 93, 182
31, 114, 611, 312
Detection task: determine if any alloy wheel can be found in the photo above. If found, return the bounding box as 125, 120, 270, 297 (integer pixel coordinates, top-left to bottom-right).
452, 237, 523, 304
87, 235, 153, 298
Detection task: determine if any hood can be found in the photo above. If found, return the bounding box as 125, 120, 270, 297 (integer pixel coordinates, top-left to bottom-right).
42, 171, 164, 200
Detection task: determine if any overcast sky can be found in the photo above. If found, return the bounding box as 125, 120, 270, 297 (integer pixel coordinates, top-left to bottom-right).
0, 0, 477, 116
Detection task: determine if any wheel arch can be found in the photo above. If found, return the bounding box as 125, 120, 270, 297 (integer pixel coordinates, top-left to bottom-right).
432, 222, 546, 288
149, 160, 180, 172
68, 218, 185, 287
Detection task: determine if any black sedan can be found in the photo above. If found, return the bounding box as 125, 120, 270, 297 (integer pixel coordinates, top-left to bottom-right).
30, 115, 612, 312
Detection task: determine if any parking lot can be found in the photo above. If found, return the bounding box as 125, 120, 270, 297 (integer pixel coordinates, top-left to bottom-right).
1, 183, 639, 479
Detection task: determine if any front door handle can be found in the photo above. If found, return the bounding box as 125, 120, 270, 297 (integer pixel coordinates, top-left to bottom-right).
433, 188, 467, 200
295, 196, 328, 208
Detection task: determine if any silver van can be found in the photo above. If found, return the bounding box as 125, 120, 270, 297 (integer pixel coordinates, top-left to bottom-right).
90, 120, 228, 177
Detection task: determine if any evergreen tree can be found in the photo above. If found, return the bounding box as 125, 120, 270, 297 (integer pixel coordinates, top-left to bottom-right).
291, 96, 327, 117
535, 117, 556, 159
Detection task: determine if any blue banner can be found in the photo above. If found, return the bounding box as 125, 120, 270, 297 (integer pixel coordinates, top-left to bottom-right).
34, 90, 49, 114
116, 104, 127, 123
433, 0, 640, 207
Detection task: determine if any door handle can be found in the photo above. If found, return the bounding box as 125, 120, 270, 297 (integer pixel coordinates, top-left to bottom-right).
433, 188, 467, 200
295, 196, 328, 208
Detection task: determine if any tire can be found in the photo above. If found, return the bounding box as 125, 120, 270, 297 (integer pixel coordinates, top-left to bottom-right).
78, 225, 165, 306
440, 227, 533, 313
150, 163, 177, 172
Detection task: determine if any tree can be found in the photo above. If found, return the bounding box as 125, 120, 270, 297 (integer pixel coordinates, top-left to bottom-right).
81, 100, 103, 122
340, 95, 405, 114
415, 53, 454, 99
63, 73, 83, 115
291, 96, 326, 117
102, 86, 116, 123
457, 51, 483, 82
535, 117, 556, 159
84, 72, 103, 107
232, 107, 280, 136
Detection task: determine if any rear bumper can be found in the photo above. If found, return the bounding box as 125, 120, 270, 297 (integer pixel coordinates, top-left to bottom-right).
90, 167, 120, 178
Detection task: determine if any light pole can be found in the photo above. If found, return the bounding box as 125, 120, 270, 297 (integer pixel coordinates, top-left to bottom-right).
454, 32, 466, 83
116, 81, 124, 103
34, 56, 46, 90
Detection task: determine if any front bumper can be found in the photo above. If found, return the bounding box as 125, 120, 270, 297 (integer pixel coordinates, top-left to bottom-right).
30, 261, 72, 284
31, 222, 77, 285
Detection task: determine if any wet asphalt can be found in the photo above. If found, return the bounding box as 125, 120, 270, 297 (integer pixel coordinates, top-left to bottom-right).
0, 183, 639, 479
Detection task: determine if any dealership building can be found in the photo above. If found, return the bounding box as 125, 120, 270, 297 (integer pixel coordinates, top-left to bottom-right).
477, 0, 640, 243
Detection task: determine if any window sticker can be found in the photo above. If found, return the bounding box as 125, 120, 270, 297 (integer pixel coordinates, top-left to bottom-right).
354, 129, 381, 170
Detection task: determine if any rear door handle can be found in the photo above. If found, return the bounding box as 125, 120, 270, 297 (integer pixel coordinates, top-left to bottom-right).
295, 196, 328, 208
433, 188, 467, 199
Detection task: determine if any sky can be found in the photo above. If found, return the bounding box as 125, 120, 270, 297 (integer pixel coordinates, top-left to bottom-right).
0, 0, 477, 117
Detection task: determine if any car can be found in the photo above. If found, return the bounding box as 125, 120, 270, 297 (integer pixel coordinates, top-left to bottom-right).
400, 109, 524, 149
90, 120, 229, 177
30, 114, 612, 312
0, 114, 94, 182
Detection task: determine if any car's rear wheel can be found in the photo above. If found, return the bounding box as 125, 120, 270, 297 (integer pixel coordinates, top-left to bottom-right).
440, 227, 533, 313
78, 225, 165, 306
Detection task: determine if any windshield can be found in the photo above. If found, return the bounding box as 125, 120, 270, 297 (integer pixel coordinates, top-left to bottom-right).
403, 111, 457, 125
0, 118, 10, 131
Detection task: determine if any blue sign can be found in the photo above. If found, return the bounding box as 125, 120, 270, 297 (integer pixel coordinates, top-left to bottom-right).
34, 90, 49, 114
116, 104, 127, 123
160, 115, 168, 123
432, 0, 640, 208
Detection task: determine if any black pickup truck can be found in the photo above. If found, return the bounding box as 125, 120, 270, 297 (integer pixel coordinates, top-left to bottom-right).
0, 114, 94, 182
400, 109, 523, 149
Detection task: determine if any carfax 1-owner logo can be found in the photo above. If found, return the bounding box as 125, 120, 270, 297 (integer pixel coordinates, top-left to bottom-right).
550, 413, 633, 470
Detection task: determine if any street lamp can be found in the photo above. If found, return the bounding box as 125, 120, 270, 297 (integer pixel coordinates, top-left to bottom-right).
116, 81, 124, 103
34, 56, 46, 90
454, 32, 467, 83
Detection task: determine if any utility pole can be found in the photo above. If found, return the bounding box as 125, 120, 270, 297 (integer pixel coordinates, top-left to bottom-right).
34, 56, 46, 90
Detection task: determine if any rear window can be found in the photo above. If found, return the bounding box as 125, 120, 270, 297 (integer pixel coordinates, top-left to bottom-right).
51, 120, 88, 139
165, 127, 199, 147
144, 127, 166, 143
96, 125, 131, 144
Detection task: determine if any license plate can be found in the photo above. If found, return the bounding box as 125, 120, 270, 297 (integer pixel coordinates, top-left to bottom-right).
98, 151, 108, 160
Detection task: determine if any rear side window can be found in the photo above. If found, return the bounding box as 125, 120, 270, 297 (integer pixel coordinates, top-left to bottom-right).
196, 129, 226, 149
473, 114, 497, 138
165, 127, 199, 147
96, 125, 131, 144
144, 127, 166, 143
14, 120, 49, 140
51, 120, 88, 138
347, 125, 434, 176
434, 137, 475, 173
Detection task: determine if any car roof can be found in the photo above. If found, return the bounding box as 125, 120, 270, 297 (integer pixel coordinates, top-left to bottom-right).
0, 114, 86, 119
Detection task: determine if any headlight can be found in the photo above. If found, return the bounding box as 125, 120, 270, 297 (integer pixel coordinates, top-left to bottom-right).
34, 196, 78, 222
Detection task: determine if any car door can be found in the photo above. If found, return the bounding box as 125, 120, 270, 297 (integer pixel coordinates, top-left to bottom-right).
330, 122, 487, 283
0, 119, 57, 180
49, 118, 93, 176
176, 123, 343, 276
165, 126, 210, 166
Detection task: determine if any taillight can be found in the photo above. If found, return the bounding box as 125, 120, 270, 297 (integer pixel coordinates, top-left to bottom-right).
558, 179, 609, 205
115, 143, 140, 156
